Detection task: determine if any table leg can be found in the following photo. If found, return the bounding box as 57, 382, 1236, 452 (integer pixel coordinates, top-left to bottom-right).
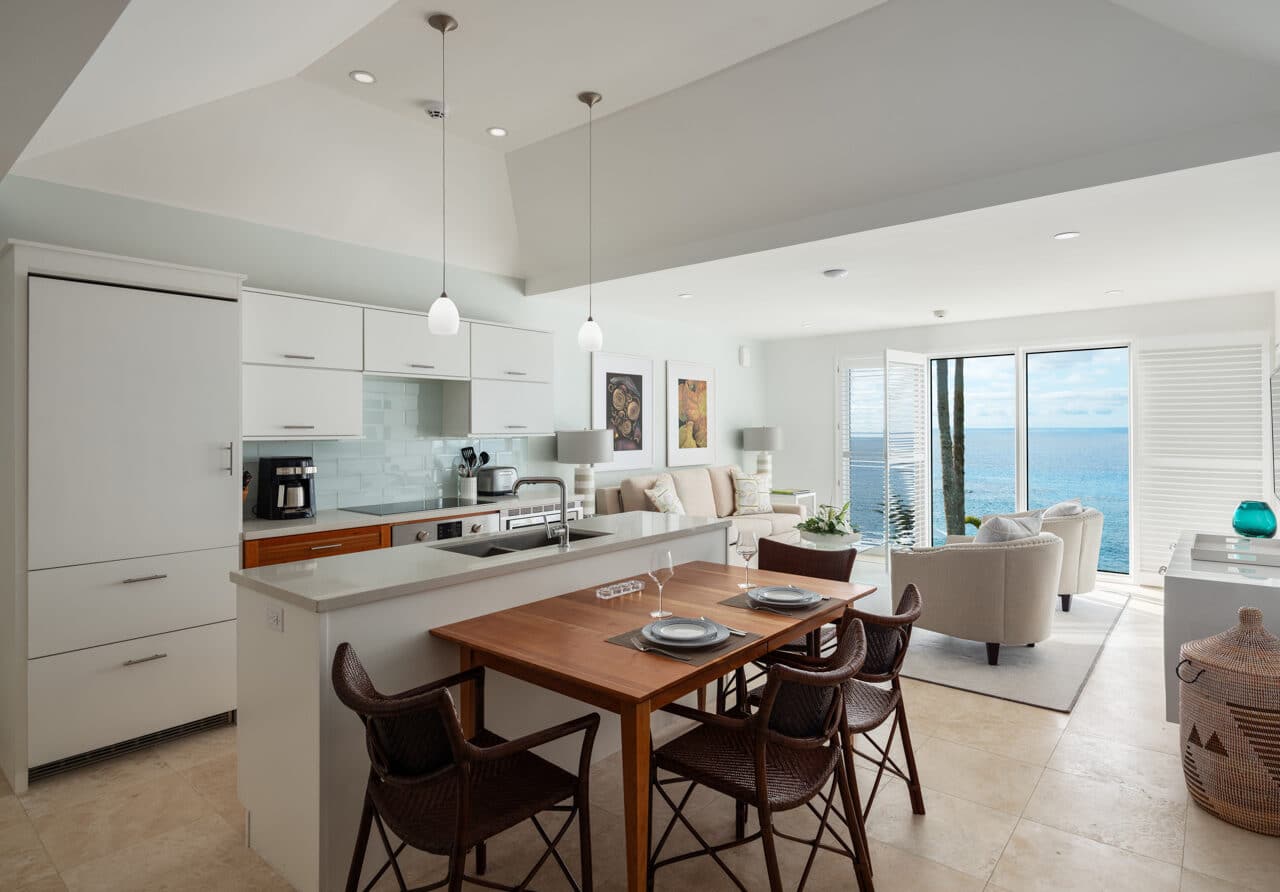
620, 701, 652, 892
458, 646, 477, 738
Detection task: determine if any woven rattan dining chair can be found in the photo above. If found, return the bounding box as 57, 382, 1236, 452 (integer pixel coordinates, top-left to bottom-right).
331, 643, 600, 892
649, 616, 874, 892
712, 538, 858, 714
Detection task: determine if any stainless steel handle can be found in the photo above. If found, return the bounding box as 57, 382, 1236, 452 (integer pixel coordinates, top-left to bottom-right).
124, 653, 168, 667
283, 425, 316, 430
504, 370, 528, 376
122, 574, 168, 584
222, 441, 234, 476
505, 425, 528, 429
311, 543, 343, 551
283, 353, 316, 360
409, 363, 436, 369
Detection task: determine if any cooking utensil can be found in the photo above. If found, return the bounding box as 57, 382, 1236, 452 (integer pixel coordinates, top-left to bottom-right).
478, 451, 490, 468
457, 462, 470, 478
461, 447, 477, 472
629, 636, 691, 662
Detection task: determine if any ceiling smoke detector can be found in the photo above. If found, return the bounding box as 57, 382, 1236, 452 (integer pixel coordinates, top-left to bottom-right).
933, 309, 947, 319
423, 100, 449, 120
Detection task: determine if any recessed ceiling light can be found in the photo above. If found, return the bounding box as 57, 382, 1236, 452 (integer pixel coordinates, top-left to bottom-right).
1052, 231, 1081, 240
678, 293, 694, 300
349, 70, 376, 85
486, 126, 508, 137
1105, 289, 1123, 296
822, 268, 849, 279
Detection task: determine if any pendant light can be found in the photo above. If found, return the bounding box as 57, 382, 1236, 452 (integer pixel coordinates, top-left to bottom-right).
426, 13, 460, 336
576, 91, 604, 352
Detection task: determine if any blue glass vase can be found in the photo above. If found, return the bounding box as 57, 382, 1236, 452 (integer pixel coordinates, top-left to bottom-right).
1232, 501, 1277, 539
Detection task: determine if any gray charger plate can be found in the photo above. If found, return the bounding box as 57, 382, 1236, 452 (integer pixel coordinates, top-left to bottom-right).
641, 617, 730, 650
747, 585, 823, 609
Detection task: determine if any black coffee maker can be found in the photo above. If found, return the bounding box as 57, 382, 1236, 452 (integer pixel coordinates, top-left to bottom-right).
256, 457, 318, 519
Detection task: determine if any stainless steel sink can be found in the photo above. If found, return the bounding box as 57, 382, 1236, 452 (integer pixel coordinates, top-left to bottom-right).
433, 527, 612, 558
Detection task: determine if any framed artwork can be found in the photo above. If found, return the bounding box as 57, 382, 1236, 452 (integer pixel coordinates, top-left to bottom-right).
591, 352, 655, 471
666, 360, 715, 467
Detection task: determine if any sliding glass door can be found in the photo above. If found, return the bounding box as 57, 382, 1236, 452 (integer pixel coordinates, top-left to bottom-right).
1026, 347, 1130, 573
930, 355, 1017, 545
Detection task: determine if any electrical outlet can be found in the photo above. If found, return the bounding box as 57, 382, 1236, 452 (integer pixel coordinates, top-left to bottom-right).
266, 605, 284, 633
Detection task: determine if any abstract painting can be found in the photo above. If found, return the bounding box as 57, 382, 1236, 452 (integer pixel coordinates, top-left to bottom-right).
592, 352, 655, 471
666, 360, 716, 466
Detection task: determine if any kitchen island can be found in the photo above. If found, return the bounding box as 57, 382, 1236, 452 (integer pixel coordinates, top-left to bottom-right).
232, 510, 731, 892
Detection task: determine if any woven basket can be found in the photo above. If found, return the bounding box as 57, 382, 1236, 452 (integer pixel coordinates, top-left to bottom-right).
1178, 606, 1280, 835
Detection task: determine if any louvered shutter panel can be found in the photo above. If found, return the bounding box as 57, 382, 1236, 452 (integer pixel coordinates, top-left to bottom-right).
1136, 341, 1267, 583
885, 351, 929, 550
837, 357, 885, 549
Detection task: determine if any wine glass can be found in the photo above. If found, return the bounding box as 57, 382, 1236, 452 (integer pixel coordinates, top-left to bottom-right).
737, 531, 758, 589
648, 550, 675, 618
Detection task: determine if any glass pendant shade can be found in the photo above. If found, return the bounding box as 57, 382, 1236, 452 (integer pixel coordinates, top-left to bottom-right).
428, 293, 460, 335
577, 317, 603, 352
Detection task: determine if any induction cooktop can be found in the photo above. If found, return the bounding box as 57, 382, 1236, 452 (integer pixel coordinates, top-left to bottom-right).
344, 498, 494, 517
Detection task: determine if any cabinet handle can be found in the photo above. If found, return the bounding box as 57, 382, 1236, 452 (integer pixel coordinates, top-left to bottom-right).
122, 574, 168, 584
124, 653, 168, 667
283, 425, 316, 430
410, 363, 436, 369
311, 543, 343, 551
283, 353, 316, 361
505, 425, 529, 430
504, 370, 528, 376
222, 441, 234, 476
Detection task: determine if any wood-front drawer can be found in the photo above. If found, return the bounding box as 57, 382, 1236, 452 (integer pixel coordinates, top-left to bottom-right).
28, 547, 238, 658
242, 525, 390, 568
28, 620, 236, 766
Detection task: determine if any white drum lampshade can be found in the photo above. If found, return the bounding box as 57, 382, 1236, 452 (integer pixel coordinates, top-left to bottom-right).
742, 426, 782, 478
556, 429, 614, 515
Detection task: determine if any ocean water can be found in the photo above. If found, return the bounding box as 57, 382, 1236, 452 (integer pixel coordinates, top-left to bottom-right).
845, 427, 1130, 574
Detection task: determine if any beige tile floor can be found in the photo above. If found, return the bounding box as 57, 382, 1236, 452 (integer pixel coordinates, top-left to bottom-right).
3, 585, 1278, 891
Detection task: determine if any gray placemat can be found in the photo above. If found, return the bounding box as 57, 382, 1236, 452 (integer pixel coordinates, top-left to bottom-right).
606, 625, 762, 666
718, 591, 833, 618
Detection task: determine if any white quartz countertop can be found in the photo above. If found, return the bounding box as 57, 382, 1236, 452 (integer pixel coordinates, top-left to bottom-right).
1165, 530, 1280, 587
231, 511, 730, 612
241, 493, 583, 541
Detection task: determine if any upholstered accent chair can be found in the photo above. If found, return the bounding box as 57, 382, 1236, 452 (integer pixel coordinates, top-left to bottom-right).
979, 509, 1105, 611
890, 533, 1064, 665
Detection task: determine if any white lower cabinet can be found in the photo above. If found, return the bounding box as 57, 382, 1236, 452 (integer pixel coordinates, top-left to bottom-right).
443, 379, 554, 436
28, 547, 238, 658
28, 620, 236, 766
243, 365, 363, 439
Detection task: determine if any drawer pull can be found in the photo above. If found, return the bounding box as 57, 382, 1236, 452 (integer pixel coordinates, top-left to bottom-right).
122, 574, 168, 584
283, 353, 316, 361
505, 425, 529, 429
283, 425, 316, 430
124, 653, 168, 667
504, 370, 528, 376
410, 363, 436, 369
311, 543, 343, 551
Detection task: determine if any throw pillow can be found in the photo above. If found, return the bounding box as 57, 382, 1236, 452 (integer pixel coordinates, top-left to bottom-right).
645, 475, 686, 515
974, 511, 1044, 544
731, 468, 773, 516
1043, 498, 1084, 518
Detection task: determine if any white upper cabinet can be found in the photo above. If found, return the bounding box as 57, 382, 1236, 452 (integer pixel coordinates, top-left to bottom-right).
27, 276, 241, 569
242, 365, 363, 439
364, 309, 470, 379
470, 323, 554, 383
443, 380, 554, 437
242, 289, 363, 370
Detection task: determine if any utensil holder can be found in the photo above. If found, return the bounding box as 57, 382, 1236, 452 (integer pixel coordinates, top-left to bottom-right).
458, 476, 478, 501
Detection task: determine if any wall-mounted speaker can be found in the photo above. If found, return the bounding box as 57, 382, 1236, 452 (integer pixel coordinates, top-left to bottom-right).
739, 345, 752, 368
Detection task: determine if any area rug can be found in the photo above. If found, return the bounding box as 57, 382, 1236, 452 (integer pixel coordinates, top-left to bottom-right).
900, 588, 1129, 712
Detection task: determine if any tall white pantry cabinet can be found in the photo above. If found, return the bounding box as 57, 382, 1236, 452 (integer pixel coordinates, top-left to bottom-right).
0, 242, 243, 793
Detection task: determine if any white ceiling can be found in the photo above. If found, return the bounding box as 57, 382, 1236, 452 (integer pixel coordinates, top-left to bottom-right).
544, 152, 1280, 340
19, 0, 399, 160
298, 0, 886, 150
1112, 0, 1280, 66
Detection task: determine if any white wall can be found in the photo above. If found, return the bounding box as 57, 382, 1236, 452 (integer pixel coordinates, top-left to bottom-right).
763, 293, 1275, 505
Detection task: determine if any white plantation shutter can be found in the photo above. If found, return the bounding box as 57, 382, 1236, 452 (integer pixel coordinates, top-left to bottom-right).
837, 356, 885, 549
1136, 340, 1268, 583
885, 351, 929, 550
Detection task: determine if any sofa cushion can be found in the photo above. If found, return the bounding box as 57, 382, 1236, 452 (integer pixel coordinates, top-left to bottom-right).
645, 475, 686, 515
734, 515, 776, 543
708, 466, 737, 517
975, 511, 1044, 544
619, 473, 662, 512
1043, 498, 1084, 518
671, 468, 717, 517
731, 468, 773, 515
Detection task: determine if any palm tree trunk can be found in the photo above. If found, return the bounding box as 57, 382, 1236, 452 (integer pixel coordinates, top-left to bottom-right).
936, 360, 964, 535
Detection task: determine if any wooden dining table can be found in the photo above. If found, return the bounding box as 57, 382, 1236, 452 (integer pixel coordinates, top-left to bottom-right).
430, 560, 876, 892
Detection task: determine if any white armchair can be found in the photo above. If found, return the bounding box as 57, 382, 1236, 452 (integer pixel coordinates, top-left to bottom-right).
891, 533, 1064, 665
981, 509, 1105, 611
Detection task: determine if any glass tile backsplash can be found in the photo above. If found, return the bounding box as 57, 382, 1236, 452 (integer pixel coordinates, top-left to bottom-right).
242, 376, 528, 515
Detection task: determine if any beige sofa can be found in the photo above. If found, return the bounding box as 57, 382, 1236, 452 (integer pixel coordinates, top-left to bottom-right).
980, 509, 1105, 611
891, 533, 1064, 665
595, 466, 805, 550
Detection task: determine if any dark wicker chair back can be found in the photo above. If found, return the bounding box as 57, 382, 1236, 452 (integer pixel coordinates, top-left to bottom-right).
331, 642, 466, 782
758, 536, 857, 582
756, 615, 867, 743
852, 583, 923, 683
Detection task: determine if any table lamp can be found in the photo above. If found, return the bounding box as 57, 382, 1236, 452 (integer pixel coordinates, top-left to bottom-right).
742, 426, 782, 478
556, 429, 614, 515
